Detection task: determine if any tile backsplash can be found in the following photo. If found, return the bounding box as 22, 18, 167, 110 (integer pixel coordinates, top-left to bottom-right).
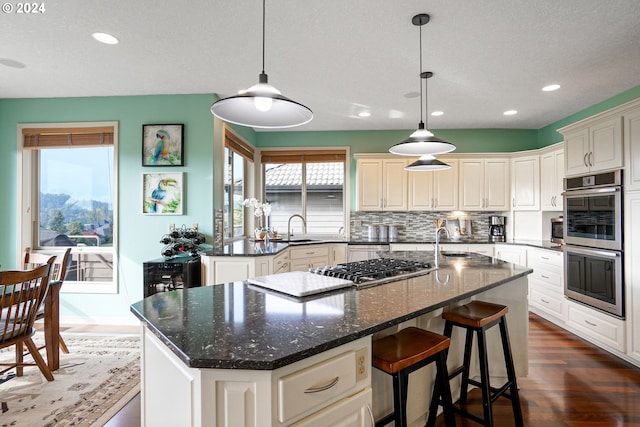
350, 210, 506, 242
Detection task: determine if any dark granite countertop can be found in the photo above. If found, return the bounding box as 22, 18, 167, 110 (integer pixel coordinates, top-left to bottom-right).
203, 237, 563, 257
130, 252, 532, 371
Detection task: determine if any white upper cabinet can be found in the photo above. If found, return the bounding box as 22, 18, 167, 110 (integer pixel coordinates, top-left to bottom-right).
511, 155, 540, 211
356, 157, 408, 211
408, 158, 459, 211
625, 105, 640, 191
540, 147, 564, 211
459, 157, 510, 211
562, 115, 623, 176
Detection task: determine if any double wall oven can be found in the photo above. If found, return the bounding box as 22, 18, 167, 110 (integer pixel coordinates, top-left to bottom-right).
562, 170, 624, 317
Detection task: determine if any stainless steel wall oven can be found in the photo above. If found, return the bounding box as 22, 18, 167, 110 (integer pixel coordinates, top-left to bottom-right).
562, 170, 624, 317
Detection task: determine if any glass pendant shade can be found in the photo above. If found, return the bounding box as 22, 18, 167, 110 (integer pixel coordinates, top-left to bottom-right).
405, 154, 451, 171
211, 73, 313, 129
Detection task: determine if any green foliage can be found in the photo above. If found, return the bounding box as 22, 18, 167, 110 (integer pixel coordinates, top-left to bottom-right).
49, 209, 66, 233
163, 194, 181, 214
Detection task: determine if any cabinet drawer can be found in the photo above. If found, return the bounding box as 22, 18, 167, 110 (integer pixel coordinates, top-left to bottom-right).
274, 250, 290, 273
290, 387, 372, 427
529, 268, 562, 289
290, 246, 330, 260
278, 350, 357, 423
567, 302, 626, 351
291, 257, 330, 272
530, 287, 564, 318
528, 249, 562, 271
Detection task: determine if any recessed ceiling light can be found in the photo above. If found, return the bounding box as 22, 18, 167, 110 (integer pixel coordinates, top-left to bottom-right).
431, 111, 444, 116
504, 110, 518, 116
92, 32, 119, 45
358, 111, 371, 118
542, 84, 561, 92
0, 58, 26, 68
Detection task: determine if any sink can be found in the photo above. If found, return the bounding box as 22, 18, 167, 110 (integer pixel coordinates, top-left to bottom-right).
442, 252, 473, 258
279, 238, 322, 244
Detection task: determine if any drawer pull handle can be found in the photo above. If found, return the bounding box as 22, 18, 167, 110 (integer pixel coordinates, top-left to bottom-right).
541, 299, 550, 304
305, 252, 315, 255
304, 376, 340, 393
585, 320, 597, 327
366, 404, 375, 426
541, 257, 549, 260
541, 275, 550, 279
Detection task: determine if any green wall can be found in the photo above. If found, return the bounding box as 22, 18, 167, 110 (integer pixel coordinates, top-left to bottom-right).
537, 84, 640, 147
0, 85, 638, 322
0, 94, 215, 322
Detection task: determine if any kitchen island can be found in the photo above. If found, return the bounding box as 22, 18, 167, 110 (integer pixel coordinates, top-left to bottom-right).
131, 252, 532, 427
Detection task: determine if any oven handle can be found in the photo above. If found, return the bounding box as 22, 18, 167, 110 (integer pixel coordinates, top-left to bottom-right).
562, 187, 620, 196
565, 246, 621, 259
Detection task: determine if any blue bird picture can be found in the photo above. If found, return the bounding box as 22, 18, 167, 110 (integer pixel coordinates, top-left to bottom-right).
143, 173, 183, 214
142, 124, 184, 166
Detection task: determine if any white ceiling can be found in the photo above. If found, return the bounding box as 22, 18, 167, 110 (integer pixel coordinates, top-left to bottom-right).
2, 0, 639, 132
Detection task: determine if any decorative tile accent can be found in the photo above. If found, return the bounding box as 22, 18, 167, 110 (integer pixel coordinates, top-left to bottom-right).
350, 210, 505, 242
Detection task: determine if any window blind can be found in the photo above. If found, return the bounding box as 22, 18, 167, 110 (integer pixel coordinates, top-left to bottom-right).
22, 126, 114, 149
261, 149, 346, 164
224, 129, 255, 161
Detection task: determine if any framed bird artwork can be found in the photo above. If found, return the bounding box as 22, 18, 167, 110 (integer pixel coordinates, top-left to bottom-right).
142, 124, 184, 166
143, 172, 184, 215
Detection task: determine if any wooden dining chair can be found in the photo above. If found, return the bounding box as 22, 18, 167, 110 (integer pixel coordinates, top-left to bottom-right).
0, 259, 55, 381
22, 247, 72, 353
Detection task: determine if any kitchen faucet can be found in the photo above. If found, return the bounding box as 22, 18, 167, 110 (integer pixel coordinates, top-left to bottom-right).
287, 214, 307, 238
434, 226, 450, 268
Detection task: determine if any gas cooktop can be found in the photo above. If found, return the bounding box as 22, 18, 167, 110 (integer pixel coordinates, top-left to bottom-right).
309, 257, 434, 288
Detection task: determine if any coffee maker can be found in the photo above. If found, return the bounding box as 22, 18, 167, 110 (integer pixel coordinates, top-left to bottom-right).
489, 215, 506, 242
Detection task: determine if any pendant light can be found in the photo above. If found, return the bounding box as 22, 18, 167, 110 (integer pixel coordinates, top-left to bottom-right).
210, 0, 313, 129
405, 72, 451, 171
389, 13, 455, 159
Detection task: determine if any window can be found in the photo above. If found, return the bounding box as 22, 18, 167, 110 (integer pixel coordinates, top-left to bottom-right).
261, 150, 346, 236
19, 123, 118, 293
223, 128, 254, 240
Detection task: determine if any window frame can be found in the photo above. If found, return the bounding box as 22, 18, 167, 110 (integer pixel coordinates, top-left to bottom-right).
222, 126, 255, 242
17, 121, 119, 294
261, 147, 350, 237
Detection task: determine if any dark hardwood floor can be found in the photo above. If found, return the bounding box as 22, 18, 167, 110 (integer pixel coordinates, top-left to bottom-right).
105, 313, 640, 426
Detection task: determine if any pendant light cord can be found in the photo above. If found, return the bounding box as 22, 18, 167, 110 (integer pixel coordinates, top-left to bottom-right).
262, 0, 266, 74
419, 22, 424, 127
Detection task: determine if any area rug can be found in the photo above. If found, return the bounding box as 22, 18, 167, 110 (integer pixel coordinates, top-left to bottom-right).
0, 332, 140, 427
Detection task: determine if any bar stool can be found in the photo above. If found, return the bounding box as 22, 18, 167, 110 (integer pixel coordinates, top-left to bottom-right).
372, 327, 456, 427
427, 300, 523, 427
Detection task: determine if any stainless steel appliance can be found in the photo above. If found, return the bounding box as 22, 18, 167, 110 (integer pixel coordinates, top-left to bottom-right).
550, 216, 564, 244
489, 215, 506, 242
310, 257, 433, 288
562, 169, 624, 317
564, 245, 623, 317
562, 170, 622, 250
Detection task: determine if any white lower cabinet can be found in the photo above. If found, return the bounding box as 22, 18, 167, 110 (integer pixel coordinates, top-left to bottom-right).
290, 245, 331, 272
625, 191, 640, 363
526, 248, 565, 324
566, 301, 626, 353
142, 328, 372, 427
273, 249, 290, 274
494, 244, 527, 266
291, 388, 372, 427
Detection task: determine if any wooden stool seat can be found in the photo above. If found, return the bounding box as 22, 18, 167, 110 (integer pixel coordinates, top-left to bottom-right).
428, 301, 523, 427
442, 300, 508, 328
373, 327, 456, 427
373, 327, 451, 373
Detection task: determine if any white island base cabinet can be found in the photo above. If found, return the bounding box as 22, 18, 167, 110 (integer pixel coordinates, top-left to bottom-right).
141, 330, 372, 427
